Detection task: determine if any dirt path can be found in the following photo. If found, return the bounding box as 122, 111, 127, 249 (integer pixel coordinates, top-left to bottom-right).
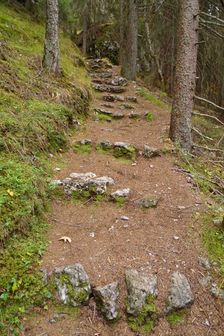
25, 62, 223, 336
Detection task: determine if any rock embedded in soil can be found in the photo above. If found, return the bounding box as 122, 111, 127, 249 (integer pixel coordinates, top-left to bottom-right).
166, 272, 194, 313
126, 96, 138, 103
211, 284, 224, 300
54, 172, 114, 196
112, 112, 125, 120
128, 112, 141, 119
101, 103, 114, 109
143, 145, 161, 158
93, 282, 119, 321
76, 139, 92, 145
125, 269, 158, 317
94, 108, 113, 116
198, 256, 211, 270
97, 140, 113, 150
93, 83, 126, 94
111, 188, 130, 199
110, 76, 128, 87
121, 103, 133, 110
135, 195, 160, 209
54, 264, 91, 307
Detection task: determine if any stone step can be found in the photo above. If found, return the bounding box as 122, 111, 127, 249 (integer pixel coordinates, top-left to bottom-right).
47, 264, 195, 326
93, 83, 126, 94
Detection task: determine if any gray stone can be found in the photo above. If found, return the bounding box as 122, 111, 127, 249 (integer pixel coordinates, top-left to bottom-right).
101, 103, 114, 109
54, 264, 91, 307
166, 272, 194, 312
211, 284, 224, 300
58, 172, 114, 196
112, 112, 125, 119
125, 269, 158, 317
198, 256, 211, 270
111, 188, 130, 199
198, 276, 212, 287
76, 139, 92, 145
135, 196, 160, 209
98, 140, 113, 150
102, 95, 116, 102
110, 76, 128, 87
114, 142, 132, 150
93, 282, 119, 320
143, 145, 160, 158
95, 108, 113, 116
126, 96, 138, 103
115, 95, 125, 102
121, 103, 133, 110
128, 112, 141, 119
93, 83, 126, 94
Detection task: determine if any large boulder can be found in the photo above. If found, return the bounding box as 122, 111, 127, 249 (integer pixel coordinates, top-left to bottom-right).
54, 264, 91, 307
166, 272, 194, 312
125, 269, 158, 317
93, 282, 119, 320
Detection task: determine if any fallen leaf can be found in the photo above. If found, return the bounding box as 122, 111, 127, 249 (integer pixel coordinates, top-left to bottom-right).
7, 189, 14, 197
59, 236, 72, 243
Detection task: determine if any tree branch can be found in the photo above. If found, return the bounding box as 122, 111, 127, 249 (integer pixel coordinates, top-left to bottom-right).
194, 95, 224, 112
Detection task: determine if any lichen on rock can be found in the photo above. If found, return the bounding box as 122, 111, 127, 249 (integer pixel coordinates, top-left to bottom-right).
54, 263, 91, 307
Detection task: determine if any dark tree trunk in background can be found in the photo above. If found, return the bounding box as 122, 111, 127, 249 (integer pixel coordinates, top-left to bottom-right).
43, 0, 60, 74
82, 2, 89, 55
120, 0, 138, 80
169, 0, 199, 151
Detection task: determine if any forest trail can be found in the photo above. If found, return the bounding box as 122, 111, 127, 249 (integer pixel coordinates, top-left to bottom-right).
25, 60, 223, 336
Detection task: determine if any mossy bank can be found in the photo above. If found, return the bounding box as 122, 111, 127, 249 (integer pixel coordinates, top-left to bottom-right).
0, 2, 90, 334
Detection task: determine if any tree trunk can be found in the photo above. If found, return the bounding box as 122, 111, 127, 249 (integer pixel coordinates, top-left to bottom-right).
169, 0, 199, 151
43, 0, 60, 74
120, 0, 138, 80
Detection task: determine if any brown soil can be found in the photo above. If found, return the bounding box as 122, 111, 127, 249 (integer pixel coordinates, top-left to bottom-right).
24, 64, 224, 336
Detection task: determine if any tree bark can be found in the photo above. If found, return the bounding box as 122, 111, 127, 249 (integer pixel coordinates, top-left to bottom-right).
120, 0, 138, 80
43, 0, 60, 74
169, 0, 199, 151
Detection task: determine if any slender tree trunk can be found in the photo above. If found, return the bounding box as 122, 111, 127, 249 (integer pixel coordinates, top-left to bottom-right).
82, 3, 88, 55
43, 0, 60, 74
120, 0, 138, 80
169, 0, 199, 151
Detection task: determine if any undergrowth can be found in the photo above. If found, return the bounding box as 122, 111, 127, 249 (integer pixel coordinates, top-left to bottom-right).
136, 87, 168, 109
179, 150, 224, 281
0, 2, 90, 334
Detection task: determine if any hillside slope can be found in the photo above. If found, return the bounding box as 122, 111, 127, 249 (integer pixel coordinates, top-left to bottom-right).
0, 2, 90, 334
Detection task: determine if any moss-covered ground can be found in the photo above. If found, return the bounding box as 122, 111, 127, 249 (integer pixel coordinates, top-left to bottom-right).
0, 2, 90, 334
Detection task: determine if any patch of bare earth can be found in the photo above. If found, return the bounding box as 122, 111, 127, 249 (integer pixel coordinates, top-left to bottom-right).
24, 65, 224, 336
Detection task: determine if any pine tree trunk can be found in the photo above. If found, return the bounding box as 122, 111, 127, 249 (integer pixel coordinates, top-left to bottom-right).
169, 0, 199, 151
43, 0, 60, 74
120, 0, 138, 80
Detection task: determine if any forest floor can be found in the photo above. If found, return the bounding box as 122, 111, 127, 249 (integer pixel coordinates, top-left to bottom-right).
24, 61, 224, 336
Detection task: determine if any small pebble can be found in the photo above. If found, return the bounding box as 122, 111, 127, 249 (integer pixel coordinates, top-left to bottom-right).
121, 216, 129, 221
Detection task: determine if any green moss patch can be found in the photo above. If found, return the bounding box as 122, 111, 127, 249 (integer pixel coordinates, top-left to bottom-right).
73, 143, 92, 154
127, 295, 157, 334
113, 145, 136, 161
166, 310, 187, 327
145, 112, 154, 122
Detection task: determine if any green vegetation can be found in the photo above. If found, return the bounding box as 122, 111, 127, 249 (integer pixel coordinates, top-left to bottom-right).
97, 112, 113, 122
127, 295, 157, 334
73, 142, 92, 154
112, 196, 127, 207
166, 310, 187, 327
179, 149, 224, 280
145, 112, 154, 122
136, 87, 168, 109
113, 145, 136, 161
0, 2, 90, 334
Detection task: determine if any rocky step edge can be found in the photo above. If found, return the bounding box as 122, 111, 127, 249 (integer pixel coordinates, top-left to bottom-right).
73, 139, 161, 161
52, 171, 160, 208
42, 264, 195, 331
